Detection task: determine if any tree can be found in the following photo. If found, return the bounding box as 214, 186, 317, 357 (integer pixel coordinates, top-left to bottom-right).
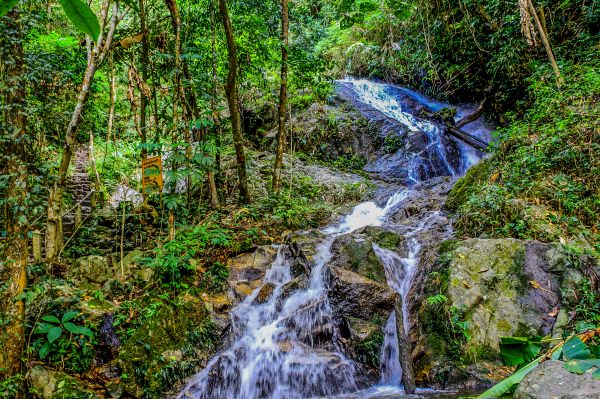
272, 0, 289, 192
218, 0, 252, 204
45, 0, 122, 262
0, 8, 28, 378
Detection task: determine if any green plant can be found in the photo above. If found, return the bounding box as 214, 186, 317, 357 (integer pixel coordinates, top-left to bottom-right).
200, 262, 230, 294
0, 373, 24, 399
33, 310, 94, 372
383, 134, 404, 154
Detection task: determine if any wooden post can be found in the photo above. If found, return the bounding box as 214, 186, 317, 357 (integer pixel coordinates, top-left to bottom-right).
32, 230, 43, 263
75, 203, 82, 228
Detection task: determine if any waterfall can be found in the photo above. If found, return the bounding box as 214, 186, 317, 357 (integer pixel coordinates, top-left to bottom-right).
178, 80, 489, 399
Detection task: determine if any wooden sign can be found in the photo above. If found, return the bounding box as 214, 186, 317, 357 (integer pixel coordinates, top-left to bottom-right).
142, 156, 163, 193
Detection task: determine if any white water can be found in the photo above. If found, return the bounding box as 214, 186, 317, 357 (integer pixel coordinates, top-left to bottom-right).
178, 81, 488, 399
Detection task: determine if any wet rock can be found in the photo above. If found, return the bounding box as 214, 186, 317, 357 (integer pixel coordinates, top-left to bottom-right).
28, 365, 100, 399
228, 245, 278, 301
255, 283, 275, 304
328, 266, 396, 321
514, 360, 600, 399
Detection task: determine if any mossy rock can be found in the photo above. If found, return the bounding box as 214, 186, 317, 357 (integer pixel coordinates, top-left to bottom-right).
445, 156, 493, 212
114, 293, 224, 398
28, 365, 100, 399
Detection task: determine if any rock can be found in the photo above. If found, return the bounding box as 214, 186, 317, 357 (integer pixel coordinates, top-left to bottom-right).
112, 292, 229, 398
446, 239, 569, 353
255, 283, 275, 304
28, 365, 100, 399
330, 228, 405, 284
70, 255, 112, 285
327, 266, 396, 321
29, 365, 57, 398
228, 246, 278, 293
515, 360, 600, 399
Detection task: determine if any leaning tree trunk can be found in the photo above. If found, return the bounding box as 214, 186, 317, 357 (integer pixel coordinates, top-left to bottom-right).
272, 0, 289, 192
0, 8, 28, 379
218, 0, 252, 204
45, 1, 120, 263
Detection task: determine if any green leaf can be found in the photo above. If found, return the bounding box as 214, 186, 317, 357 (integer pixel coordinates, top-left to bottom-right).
41, 315, 60, 324
477, 357, 542, 398
563, 336, 592, 360
62, 310, 79, 323
63, 322, 93, 338
34, 323, 55, 334
0, 0, 19, 18
47, 326, 62, 344
593, 368, 600, 380
564, 359, 594, 374
58, 0, 100, 41
38, 342, 52, 360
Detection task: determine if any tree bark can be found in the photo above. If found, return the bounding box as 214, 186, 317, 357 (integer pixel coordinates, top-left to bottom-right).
272, 0, 289, 192
526, 0, 563, 86
218, 0, 251, 204
394, 296, 416, 394
139, 0, 149, 160
45, 1, 120, 262
0, 8, 28, 378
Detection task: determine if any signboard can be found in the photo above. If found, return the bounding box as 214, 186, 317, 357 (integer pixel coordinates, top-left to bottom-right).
142, 156, 163, 193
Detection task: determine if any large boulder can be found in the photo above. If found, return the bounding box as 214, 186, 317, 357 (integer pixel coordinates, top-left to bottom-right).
327, 266, 395, 322
515, 360, 600, 399
110, 293, 229, 398
227, 245, 278, 301
28, 365, 100, 399
411, 238, 583, 389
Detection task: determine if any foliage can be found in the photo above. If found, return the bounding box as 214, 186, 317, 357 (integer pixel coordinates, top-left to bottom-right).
32, 311, 95, 373
499, 336, 541, 368
144, 225, 232, 287
480, 329, 600, 398
199, 261, 230, 293
452, 63, 600, 250
0, 373, 24, 399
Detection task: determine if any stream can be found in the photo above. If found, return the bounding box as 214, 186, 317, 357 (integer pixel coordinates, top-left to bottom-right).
177, 80, 492, 399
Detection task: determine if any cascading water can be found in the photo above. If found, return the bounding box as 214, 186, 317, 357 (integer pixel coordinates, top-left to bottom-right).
178, 80, 490, 399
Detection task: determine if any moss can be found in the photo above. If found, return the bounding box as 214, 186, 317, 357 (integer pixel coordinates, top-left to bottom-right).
445, 157, 493, 212
355, 329, 385, 368
114, 293, 220, 398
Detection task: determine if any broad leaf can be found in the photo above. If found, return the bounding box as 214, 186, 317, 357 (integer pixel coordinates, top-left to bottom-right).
62, 310, 79, 323
63, 322, 93, 338
0, 0, 19, 18
593, 368, 600, 380
476, 357, 542, 398
564, 359, 600, 375
41, 315, 60, 324
47, 326, 63, 343
563, 336, 592, 360
58, 0, 100, 41
34, 322, 55, 334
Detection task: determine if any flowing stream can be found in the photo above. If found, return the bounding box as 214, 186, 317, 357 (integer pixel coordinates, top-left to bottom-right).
178, 80, 490, 399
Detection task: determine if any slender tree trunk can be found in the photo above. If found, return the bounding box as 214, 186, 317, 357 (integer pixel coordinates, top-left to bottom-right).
139, 0, 149, 160
45, 1, 120, 262
272, 0, 289, 192
218, 0, 251, 204
526, 0, 563, 86
107, 53, 116, 143
0, 9, 28, 378
210, 0, 223, 201
394, 296, 416, 394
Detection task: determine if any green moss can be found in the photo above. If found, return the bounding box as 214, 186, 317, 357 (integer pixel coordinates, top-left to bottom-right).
445, 157, 493, 212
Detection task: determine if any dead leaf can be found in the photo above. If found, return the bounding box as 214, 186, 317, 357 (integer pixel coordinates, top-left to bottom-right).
462, 280, 471, 289
548, 307, 559, 317
530, 280, 552, 293
119, 32, 145, 48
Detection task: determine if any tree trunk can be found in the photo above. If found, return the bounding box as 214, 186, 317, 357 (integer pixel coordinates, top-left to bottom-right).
218, 0, 251, 204
526, 0, 563, 86
45, 1, 120, 262
107, 54, 116, 143
139, 0, 149, 160
272, 0, 289, 192
394, 296, 416, 394
0, 9, 28, 378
